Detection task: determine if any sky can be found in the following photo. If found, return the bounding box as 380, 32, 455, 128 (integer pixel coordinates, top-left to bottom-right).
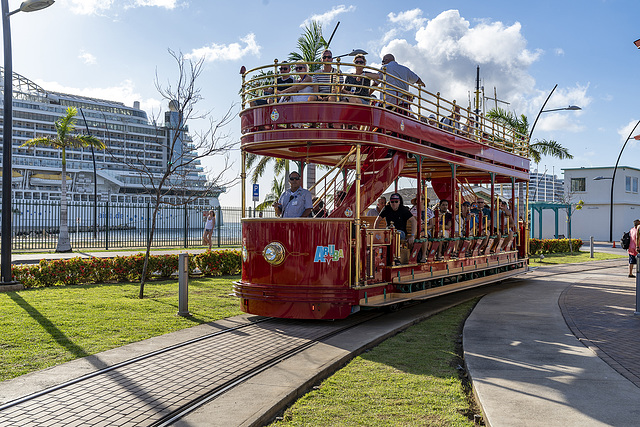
5, 0, 640, 206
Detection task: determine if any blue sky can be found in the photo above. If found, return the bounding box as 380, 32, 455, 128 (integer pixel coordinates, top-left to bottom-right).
5, 0, 640, 206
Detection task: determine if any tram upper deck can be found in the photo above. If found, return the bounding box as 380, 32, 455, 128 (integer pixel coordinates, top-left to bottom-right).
240, 60, 530, 186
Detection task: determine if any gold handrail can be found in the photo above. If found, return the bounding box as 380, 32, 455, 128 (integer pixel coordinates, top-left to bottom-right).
240, 60, 530, 155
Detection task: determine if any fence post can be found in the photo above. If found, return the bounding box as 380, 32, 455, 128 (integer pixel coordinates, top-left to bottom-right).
217, 206, 221, 248
146, 202, 150, 245
105, 201, 109, 251
590, 236, 594, 258
177, 253, 190, 316
183, 203, 188, 249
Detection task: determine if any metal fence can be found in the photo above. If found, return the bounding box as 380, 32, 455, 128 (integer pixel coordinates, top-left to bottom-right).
6, 200, 275, 251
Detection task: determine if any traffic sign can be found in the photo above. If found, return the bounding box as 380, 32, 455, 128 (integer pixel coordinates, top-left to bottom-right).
252, 184, 259, 202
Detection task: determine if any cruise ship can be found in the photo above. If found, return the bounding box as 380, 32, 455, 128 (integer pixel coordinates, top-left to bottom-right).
0, 68, 222, 212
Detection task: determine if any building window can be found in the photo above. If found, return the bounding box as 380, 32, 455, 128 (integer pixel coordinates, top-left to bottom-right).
626, 176, 639, 193
571, 177, 586, 192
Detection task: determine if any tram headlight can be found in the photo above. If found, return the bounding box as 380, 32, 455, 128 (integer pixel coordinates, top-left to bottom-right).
263, 242, 286, 265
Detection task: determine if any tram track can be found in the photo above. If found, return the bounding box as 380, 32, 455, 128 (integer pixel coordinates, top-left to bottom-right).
0, 260, 623, 426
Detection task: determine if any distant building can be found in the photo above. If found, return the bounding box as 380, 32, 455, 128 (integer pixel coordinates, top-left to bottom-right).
529, 171, 564, 202
562, 166, 640, 241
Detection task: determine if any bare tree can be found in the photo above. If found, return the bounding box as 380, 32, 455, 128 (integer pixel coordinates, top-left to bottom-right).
107, 49, 236, 298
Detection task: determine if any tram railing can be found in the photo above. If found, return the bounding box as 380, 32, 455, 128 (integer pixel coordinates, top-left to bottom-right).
241, 60, 529, 157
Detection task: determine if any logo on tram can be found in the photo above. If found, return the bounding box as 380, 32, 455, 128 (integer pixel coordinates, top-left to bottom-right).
313, 245, 344, 264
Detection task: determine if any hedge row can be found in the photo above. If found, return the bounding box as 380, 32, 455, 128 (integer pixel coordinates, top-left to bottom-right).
12, 250, 242, 289
529, 238, 583, 255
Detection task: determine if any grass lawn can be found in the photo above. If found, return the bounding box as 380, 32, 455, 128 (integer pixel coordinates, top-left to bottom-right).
0, 275, 242, 381
529, 250, 625, 267
272, 300, 479, 427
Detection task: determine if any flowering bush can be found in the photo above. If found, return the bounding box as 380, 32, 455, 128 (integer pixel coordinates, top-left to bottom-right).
530, 238, 583, 255
11, 250, 241, 288
194, 250, 242, 276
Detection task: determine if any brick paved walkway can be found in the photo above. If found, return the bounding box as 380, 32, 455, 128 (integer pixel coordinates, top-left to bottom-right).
560, 267, 640, 388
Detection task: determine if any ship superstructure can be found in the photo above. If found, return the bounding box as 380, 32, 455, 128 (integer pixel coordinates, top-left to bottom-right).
0, 68, 222, 208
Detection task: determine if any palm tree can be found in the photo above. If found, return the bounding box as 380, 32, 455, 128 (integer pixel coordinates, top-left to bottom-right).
21, 107, 105, 252
486, 107, 573, 163
288, 20, 327, 71
256, 175, 285, 210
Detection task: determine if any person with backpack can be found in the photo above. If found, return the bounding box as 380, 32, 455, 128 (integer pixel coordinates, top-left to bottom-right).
627, 219, 640, 278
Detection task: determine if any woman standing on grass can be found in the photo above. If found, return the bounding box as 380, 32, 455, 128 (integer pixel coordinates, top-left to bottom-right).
202, 210, 216, 250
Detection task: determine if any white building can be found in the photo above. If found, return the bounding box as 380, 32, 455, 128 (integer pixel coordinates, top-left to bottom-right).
562, 166, 640, 241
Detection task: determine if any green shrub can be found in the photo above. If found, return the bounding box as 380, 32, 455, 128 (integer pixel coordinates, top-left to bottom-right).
530, 238, 583, 255
10, 250, 241, 288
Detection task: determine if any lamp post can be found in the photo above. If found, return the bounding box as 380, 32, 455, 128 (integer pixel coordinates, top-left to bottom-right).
334, 49, 368, 59
529, 84, 582, 139
1, 0, 54, 285
594, 122, 640, 243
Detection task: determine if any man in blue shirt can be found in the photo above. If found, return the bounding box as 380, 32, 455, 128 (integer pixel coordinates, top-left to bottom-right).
274, 171, 313, 218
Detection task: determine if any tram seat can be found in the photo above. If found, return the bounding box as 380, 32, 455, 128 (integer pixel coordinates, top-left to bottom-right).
360, 215, 379, 228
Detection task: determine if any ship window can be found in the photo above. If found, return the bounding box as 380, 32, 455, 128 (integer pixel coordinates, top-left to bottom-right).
570, 177, 585, 192
23, 193, 32, 200
15, 192, 22, 199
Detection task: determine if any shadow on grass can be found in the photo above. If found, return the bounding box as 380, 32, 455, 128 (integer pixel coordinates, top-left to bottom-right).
7, 292, 91, 359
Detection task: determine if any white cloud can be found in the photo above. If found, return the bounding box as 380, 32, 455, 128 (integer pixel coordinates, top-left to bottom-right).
34, 78, 162, 119
132, 0, 178, 8
79, 51, 97, 65
67, 0, 114, 15
617, 119, 640, 144
380, 9, 541, 109
388, 9, 426, 30
301, 5, 356, 28
186, 33, 261, 63
555, 48, 565, 56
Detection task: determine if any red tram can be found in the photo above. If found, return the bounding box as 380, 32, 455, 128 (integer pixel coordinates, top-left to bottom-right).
235, 59, 530, 319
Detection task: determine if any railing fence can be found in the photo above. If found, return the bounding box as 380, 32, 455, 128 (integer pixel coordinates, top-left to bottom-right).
4, 200, 272, 250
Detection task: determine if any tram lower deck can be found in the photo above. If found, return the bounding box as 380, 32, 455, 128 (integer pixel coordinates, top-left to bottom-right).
235, 60, 530, 319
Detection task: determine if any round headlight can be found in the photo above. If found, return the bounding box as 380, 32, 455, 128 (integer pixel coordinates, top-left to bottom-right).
263, 242, 286, 265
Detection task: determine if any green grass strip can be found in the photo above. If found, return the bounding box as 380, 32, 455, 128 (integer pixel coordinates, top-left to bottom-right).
272, 300, 479, 427
529, 250, 625, 267
0, 276, 242, 381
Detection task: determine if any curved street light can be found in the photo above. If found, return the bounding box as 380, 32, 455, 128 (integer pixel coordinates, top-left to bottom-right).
334, 49, 368, 59
529, 84, 582, 139
604, 121, 640, 243
1, 0, 55, 285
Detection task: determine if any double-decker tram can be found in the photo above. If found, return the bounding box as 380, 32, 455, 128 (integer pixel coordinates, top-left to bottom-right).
235, 59, 530, 319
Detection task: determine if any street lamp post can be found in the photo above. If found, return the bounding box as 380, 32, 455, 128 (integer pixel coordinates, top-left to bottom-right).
1, 0, 54, 285
529, 84, 582, 140
595, 121, 640, 243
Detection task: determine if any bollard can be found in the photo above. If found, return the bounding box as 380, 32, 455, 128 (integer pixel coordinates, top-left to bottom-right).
590, 236, 594, 258
178, 253, 190, 317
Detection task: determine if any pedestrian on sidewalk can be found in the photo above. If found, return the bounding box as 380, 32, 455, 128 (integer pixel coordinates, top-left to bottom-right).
628, 219, 640, 278
202, 210, 216, 250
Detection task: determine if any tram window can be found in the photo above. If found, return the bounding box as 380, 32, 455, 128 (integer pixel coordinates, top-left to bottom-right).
570, 177, 585, 192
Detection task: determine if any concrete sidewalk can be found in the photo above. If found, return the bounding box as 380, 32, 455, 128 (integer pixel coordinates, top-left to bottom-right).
464, 259, 640, 426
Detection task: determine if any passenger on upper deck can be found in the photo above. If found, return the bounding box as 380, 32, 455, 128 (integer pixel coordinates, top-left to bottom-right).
250, 61, 294, 106
309, 50, 343, 102
278, 63, 313, 102
377, 54, 424, 109
374, 193, 416, 246
339, 54, 377, 104
273, 171, 313, 218
440, 105, 462, 134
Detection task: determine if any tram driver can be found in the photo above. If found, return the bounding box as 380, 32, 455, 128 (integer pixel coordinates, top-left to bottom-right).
273, 171, 313, 218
